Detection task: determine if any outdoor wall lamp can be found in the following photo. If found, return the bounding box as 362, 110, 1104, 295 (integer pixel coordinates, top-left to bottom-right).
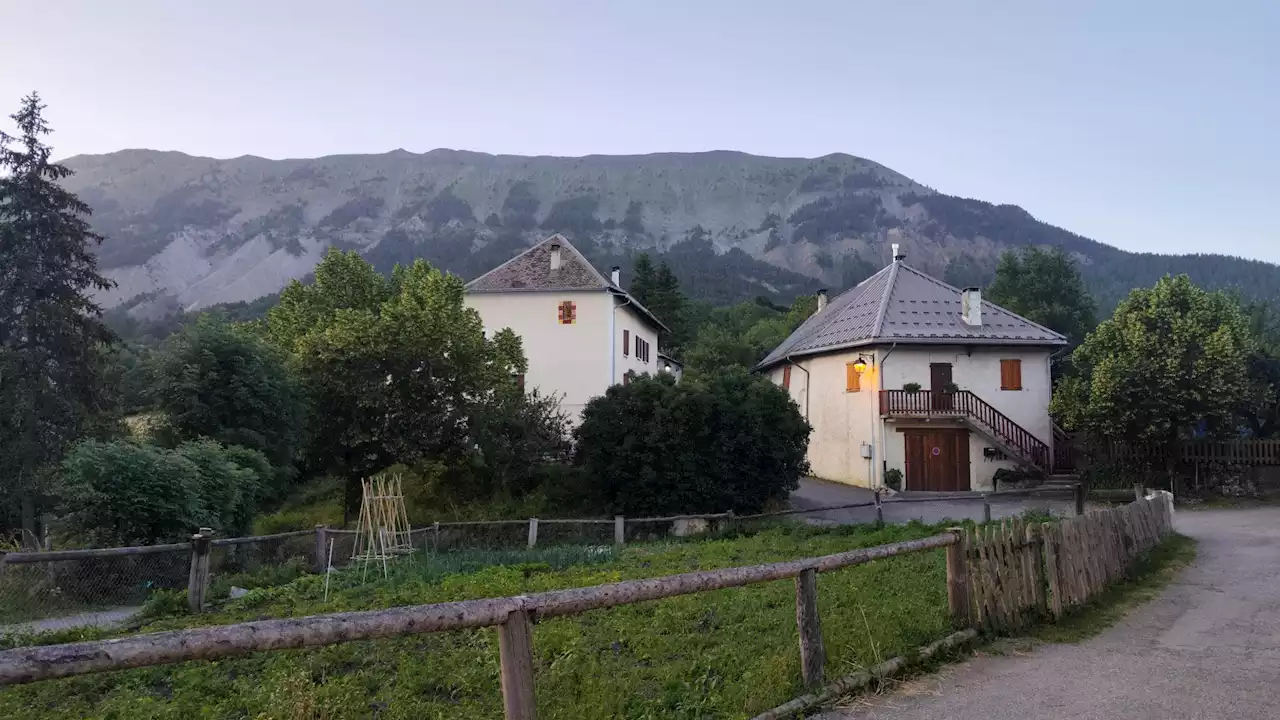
852, 355, 869, 374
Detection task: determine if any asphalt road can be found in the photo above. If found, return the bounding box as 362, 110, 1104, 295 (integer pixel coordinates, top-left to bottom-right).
792, 477, 1074, 526
820, 507, 1280, 720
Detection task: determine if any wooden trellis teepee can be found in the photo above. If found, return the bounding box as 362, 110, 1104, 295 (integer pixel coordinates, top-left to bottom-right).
351, 474, 414, 579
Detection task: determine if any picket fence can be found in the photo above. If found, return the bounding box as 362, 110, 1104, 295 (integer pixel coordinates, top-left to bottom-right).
952, 491, 1174, 631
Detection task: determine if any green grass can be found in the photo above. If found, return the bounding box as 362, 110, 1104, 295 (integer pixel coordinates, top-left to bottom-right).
0, 522, 956, 720
1029, 533, 1197, 643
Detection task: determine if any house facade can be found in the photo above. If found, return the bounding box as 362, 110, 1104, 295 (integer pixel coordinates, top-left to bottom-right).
464, 234, 668, 420
758, 249, 1068, 492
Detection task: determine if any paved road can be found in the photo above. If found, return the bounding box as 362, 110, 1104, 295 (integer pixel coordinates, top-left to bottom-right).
820, 507, 1280, 720
792, 478, 1074, 526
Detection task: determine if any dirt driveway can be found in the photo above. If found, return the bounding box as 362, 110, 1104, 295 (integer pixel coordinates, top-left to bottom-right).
820, 507, 1280, 720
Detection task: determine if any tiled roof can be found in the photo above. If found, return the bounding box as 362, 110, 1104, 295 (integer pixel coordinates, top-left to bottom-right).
758, 260, 1067, 369
465, 234, 669, 332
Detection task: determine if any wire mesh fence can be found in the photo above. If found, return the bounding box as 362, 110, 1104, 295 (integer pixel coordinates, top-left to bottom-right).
0, 485, 1081, 628
0, 546, 189, 627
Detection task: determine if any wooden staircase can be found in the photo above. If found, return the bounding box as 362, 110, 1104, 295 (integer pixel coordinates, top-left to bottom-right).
879, 389, 1059, 473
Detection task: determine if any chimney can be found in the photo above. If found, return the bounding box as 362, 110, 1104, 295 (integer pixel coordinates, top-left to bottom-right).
892, 243, 905, 262
816, 288, 828, 313
611, 266, 621, 286
962, 287, 982, 326
549, 243, 562, 271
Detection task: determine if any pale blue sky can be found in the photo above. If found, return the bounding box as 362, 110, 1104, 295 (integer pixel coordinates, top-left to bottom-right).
4, 0, 1278, 262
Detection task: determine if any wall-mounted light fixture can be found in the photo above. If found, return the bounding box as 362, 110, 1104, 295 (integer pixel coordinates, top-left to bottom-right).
852, 355, 869, 374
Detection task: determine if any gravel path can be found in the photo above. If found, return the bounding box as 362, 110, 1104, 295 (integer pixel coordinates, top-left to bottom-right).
819, 507, 1280, 720
0, 606, 141, 636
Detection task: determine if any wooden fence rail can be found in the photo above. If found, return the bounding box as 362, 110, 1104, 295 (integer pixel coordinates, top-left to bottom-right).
0, 492, 1174, 719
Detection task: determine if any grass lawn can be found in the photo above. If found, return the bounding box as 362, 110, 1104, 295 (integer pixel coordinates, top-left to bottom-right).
0, 522, 959, 719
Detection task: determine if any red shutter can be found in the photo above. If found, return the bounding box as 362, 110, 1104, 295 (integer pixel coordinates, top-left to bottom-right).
783, 365, 792, 390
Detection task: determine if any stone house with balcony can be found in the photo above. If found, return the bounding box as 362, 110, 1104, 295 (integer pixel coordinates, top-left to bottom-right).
757, 247, 1069, 492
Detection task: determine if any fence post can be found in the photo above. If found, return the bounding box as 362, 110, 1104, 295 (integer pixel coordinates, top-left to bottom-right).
187, 528, 212, 613
614, 515, 625, 547
498, 608, 537, 720
526, 518, 539, 550
982, 495, 991, 523
794, 568, 825, 689
874, 490, 884, 527
1073, 483, 1085, 517
313, 525, 329, 573
945, 528, 971, 629
1133, 483, 1144, 502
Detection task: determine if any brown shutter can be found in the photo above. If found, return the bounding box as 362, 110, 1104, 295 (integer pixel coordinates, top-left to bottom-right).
1000, 359, 1022, 390
846, 363, 861, 392
513, 373, 525, 393
782, 365, 792, 390
623, 329, 629, 356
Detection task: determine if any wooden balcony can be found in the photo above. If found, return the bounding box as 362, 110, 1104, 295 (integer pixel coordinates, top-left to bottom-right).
880, 389, 1051, 471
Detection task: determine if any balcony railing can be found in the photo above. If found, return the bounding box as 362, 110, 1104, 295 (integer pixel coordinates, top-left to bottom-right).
879, 390, 1051, 471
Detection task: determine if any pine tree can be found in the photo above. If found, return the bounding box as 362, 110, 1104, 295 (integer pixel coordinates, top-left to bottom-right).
0, 93, 115, 541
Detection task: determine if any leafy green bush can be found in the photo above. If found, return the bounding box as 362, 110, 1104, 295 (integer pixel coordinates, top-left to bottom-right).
903, 382, 922, 393
60, 439, 272, 544
884, 468, 904, 491
575, 370, 810, 515
139, 589, 189, 621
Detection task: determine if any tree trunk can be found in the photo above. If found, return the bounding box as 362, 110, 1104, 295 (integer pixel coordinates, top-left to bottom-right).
20, 495, 37, 550
343, 474, 362, 526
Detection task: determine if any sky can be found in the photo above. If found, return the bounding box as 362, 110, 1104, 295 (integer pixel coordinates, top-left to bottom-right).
3, 0, 1278, 263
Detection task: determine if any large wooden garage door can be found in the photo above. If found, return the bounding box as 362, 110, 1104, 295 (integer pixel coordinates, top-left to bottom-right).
902, 429, 971, 491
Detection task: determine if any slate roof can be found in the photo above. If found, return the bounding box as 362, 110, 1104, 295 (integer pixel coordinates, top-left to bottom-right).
758, 260, 1067, 370
465, 234, 668, 332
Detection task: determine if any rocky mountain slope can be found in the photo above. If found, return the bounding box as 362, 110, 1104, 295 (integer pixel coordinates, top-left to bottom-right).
61, 148, 1280, 315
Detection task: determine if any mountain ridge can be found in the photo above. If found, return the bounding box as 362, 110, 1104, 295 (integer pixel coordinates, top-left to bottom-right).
59, 148, 1280, 317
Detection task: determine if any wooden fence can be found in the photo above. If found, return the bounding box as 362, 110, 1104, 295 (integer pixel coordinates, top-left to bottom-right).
1094, 439, 1280, 466
953, 491, 1175, 631
0, 491, 1173, 719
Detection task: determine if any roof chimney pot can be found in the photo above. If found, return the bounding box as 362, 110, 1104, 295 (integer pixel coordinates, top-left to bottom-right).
550, 244, 562, 271
892, 243, 905, 262
962, 287, 982, 326
611, 266, 621, 286
816, 288, 828, 313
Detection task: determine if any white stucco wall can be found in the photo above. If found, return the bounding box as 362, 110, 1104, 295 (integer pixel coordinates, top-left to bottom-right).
465, 291, 662, 423
465, 291, 613, 422
877, 345, 1053, 491
769, 352, 878, 487
613, 303, 661, 385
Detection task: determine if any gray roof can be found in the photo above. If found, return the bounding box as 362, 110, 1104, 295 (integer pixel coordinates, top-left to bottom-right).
465, 234, 668, 332
758, 260, 1067, 369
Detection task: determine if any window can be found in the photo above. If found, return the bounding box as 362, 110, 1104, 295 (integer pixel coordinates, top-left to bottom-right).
623, 329, 630, 356
1000, 359, 1023, 390
634, 336, 650, 363
623, 370, 636, 386
845, 362, 861, 392
512, 373, 525, 393
782, 365, 792, 390
557, 300, 576, 324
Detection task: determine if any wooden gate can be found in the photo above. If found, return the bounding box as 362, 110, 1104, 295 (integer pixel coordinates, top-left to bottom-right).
903, 428, 971, 491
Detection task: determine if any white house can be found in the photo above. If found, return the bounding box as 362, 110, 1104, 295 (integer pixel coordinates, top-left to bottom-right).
464, 234, 669, 420
757, 247, 1069, 492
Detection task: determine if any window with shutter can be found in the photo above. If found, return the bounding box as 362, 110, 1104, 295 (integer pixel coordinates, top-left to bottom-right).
558, 301, 576, 324
846, 363, 861, 392
513, 373, 525, 393
1000, 359, 1023, 390
782, 365, 792, 390
623, 329, 630, 356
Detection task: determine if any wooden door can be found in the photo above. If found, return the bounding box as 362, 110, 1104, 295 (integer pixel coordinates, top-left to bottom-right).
902, 429, 971, 491
930, 363, 953, 410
